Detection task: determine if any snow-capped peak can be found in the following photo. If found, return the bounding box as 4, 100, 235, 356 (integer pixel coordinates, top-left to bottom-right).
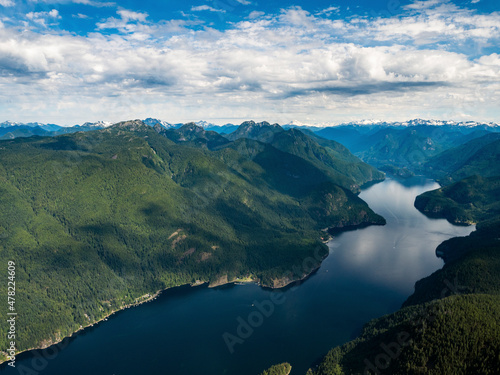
195, 120, 220, 128
79, 121, 113, 128
143, 118, 173, 129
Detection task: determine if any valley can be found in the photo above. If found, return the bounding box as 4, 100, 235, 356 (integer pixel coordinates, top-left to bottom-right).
0, 118, 499, 374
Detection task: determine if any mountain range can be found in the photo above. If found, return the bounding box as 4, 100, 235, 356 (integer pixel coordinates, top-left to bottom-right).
0, 119, 384, 359
1, 117, 499, 373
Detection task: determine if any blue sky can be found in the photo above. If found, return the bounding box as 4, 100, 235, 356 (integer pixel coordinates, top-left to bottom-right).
0, 0, 499, 125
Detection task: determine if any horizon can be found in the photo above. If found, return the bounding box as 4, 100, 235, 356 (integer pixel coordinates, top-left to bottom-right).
1, 117, 499, 128
0, 0, 499, 125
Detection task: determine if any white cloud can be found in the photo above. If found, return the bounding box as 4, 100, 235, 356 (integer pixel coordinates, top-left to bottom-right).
0, 0, 14, 7
75, 0, 115, 6
368, 2, 500, 46
235, 0, 251, 5
404, 0, 444, 11
26, 9, 61, 27
26, 9, 61, 20
1, 4, 499, 124
97, 9, 150, 35
117, 9, 148, 22
28, 0, 115, 7
191, 5, 226, 13
316, 6, 340, 16
248, 11, 265, 19
73, 13, 90, 19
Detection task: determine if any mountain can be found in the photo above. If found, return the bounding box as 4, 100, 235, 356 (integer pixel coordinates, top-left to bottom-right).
155, 122, 231, 150
424, 133, 500, 183
316, 123, 499, 174
204, 123, 240, 134
79, 120, 113, 128
0, 125, 51, 140
143, 118, 173, 128
0, 120, 385, 358
156, 121, 384, 194
226, 120, 284, 142
415, 175, 500, 225
223, 122, 384, 191
0, 121, 62, 132
268, 128, 384, 191
194, 120, 219, 128
282, 121, 324, 132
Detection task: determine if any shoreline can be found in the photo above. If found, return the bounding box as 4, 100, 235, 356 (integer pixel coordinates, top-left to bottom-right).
0, 220, 367, 366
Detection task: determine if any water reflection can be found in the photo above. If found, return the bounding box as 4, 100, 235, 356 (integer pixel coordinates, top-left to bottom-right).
326, 177, 475, 293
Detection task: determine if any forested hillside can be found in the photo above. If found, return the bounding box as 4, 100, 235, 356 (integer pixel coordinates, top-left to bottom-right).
0, 120, 384, 358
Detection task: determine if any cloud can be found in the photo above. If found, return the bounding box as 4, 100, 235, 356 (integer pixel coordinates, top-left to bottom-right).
28, 0, 115, 7
368, 2, 500, 46
191, 5, 226, 13
0, 0, 14, 7
117, 9, 148, 22
316, 6, 340, 16
97, 9, 150, 36
26, 9, 61, 27
235, 0, 251, 5
248, 11, 265, 19
73, 13, 90, 19
1, 4, 499, 124
279, 81, 448, 100
403, 0, 444, 11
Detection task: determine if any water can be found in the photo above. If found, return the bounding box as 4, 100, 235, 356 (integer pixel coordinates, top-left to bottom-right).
3, 177, 474, 375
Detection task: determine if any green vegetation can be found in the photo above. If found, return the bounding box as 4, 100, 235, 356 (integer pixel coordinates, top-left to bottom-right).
157, 122, 230, 150
424, 133, 500, 183
356, 127, 446, 169
223, 121, 385, 192
414, 175, 500, 225
378, 165, 415, 178
308, 294, 500, 375
404, 220, 500, 306
316, 124, 500, 177
0, 126, 50, 140
226, 120, 284, 143
0, 120, 384, 356
259, 362, 292, 375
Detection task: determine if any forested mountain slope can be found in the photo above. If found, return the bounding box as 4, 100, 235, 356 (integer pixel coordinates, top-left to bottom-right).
0, 120, 384, 359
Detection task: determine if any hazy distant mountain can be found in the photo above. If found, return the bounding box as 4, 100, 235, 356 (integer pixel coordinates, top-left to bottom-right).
143, 118, 173, 128
316, 122, 500, 173
330, 118, 500, 129
79, 121, 113, 128
282, 120, 325, 132
0, 125, 51, 140
425, 133, 500, 183
203, 124, 239, 134
0, 121, 62, 132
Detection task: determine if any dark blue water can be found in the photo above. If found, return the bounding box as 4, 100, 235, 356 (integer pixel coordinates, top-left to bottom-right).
2, 177, 474, 375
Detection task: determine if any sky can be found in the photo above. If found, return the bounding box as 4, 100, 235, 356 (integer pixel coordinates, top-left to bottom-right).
0, 0, 499, 126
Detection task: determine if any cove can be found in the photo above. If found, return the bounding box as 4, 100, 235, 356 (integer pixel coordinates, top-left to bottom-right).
3, 177, 474, 375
